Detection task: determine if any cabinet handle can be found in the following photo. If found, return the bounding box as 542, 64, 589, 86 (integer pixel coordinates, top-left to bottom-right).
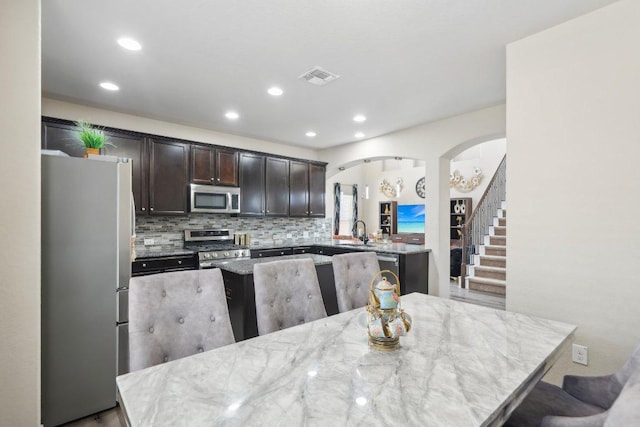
142, 263, 147, 268
266, 210, 270, 213
210, 177, 214, 181
280, 251, 284, 255
217, 178, 220, 182
150, 207, 154, 211
310, 211, 313, 214
178, 260, 182, 265
141, 207, 146, 211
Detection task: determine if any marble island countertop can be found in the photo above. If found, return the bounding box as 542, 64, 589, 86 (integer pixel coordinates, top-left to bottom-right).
117, 293, 576, 427
207, 253, 333, 275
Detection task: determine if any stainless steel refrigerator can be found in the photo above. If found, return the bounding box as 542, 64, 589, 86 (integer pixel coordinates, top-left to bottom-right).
41, 153, 132, 426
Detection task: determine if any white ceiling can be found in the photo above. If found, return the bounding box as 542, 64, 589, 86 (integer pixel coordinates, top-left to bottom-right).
42, 0, 618, 149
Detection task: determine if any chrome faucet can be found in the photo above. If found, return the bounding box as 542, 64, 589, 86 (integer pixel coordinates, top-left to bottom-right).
354, 220, 369, 244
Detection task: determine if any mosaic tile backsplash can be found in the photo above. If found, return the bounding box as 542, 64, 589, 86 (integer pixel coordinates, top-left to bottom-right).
135, 214, 332, 252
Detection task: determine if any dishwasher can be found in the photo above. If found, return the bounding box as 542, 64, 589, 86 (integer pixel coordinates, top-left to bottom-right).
376, 253, 400, 282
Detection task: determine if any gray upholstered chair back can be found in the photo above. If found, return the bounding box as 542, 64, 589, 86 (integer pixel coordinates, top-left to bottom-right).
253, 258, 327, 335
332, 252, 380, 312
129, 268, 235, 371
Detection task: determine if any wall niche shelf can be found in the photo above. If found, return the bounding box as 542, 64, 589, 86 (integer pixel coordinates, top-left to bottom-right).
379, 201, 398, 236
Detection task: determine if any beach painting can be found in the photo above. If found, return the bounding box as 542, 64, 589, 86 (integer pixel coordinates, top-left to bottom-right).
397, 204, 426, 233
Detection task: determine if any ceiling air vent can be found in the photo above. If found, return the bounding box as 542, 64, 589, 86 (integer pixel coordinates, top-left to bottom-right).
298, 66, 340, 86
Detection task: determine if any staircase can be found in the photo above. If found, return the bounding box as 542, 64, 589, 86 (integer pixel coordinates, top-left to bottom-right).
465, 201, 506, 295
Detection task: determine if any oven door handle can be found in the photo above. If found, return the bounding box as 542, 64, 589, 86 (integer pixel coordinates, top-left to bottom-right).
227, 192, 232, 212
377, 255, 398, 263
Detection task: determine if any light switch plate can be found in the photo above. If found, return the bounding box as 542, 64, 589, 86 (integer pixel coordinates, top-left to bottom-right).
572, 344, 588, 365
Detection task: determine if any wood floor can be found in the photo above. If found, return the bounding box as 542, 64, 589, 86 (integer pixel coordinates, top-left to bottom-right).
65, 281, 505, 427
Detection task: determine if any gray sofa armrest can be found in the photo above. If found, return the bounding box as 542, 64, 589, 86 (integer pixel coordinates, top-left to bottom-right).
541, 412, 608, 427
562, 374, 622, 410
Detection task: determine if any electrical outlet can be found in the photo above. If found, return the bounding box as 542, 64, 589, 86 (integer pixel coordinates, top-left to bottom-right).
143, 238, 154, 246
572, 344, 588, 366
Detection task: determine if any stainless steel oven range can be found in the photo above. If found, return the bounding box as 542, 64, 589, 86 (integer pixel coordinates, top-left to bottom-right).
184, 229, 251, 268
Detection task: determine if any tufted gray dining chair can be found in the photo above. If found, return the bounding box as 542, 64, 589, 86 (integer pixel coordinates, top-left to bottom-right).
505, 343, 640, 427
253, 258, 327, 335
128, 268, 235, 372
332, 252, 380, 312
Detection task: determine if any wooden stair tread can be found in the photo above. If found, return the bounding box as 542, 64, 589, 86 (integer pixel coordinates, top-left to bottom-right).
467, 277, 506, 287
474, 265, 506, 273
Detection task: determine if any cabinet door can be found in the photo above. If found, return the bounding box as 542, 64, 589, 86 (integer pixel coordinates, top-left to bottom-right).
308, 164, 326, 217
103, 131, 148, 214
239, 153, 265, 216
215, 149, 238, 186
289, 161, 309, 217
265, 157, 289, 216
41, 120, 86, 158
191, 145, 214, 185
149, 139, 189, 215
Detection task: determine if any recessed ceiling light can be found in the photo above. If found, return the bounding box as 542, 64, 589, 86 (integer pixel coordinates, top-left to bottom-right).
225, 111, 239, 120
99, 82, 119, 91
354, 132, 365, 138
117, 37, 142, 51
353, 114, 367, 123
267, 87, 283, 96
305, 131, 317, 137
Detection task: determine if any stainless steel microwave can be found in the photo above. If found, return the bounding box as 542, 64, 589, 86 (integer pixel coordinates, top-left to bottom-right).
190, 184, 240, 213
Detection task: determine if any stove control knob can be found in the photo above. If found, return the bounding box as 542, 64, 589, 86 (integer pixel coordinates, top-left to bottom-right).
224, 252, 230, 257
204, 253, 211, 259
212, 253, 218, 258
234, 252, 239, 257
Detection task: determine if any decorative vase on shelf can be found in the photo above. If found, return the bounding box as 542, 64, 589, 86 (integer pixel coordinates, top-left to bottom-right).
460, 203, 466, 214
454, 201, 461, 213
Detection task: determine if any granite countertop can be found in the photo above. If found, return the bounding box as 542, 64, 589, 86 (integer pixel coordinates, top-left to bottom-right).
207, 253, 333, 275
251, 239, 431, 255
117, 293, 576, 427
133, 248, 195, 259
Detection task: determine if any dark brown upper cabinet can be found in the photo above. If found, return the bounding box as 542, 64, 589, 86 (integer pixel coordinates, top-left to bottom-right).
308, 164, 326, 217
149, 139, 189, 215
265, 157, 289, 216
41, 120, 86, 158
102, 131, 148, 214
190, 145, 239, 186
289, 161, 326, 217
238, 152, 266, 216
289, 160, 310, 217
216, 149, 239, 186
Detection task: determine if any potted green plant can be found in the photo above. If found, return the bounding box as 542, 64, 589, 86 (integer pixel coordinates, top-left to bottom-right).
75, 121, 113, 157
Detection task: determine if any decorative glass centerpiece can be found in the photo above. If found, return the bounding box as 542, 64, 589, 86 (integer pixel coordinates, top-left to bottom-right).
364, 270, 412, 351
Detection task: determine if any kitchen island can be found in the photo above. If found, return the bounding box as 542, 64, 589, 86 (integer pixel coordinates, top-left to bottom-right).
210, 253, 336, 341
117, 293, 576, 427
